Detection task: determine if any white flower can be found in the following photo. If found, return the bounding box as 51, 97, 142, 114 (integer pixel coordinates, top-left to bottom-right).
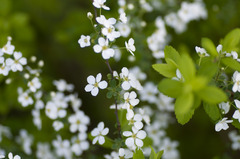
156, 93, 174, 112
215, 117, 232, 132
233, 99, 240, 122
0, 63, 10, 76
18, 91, 34, 107
120, 67, 142, 90
229, 131, 240, 150
53, 121, 64, 131
122, 91, 139, 109
52, 136, 72, 159
53, 79, 74, 92
78, 35, 91, 48
96, 15, 116, 28
102, 25, 121, 41
116, 23, 131, 38
68, 110, 90, 133
85, 73, 108, 96
119, 12, 127, 23
45, 101, 67, 119
195, 46, 209, 57
93, 0, 110, 10
28, 77, 41, 92
232, 71, 240, 92
91, 122, 109, 145
2, 37, 15, 55
36, 143, 55, 159
138, 108, 150, 125
125, 38, 136, 56
71, 133, 89, 156
128, 114, 143, 130
217, 44, 223, 53
119, 148, 133, 159
68, 94, 82, 112
123, 126, 147, 148
139, 82, 158, 104
16, 129, 33, 155
93, 37, 115, 59
218, 102, 230, 114
7, 153, 21, 159
6, 52, 27, 72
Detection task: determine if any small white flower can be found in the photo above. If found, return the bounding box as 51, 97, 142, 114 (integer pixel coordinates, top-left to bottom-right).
120, 67, 142, 91
102, 26, 121, 41
18, 91, 34, 107
53, 121, 64, 131
218, 102, 230, 114
53, 79, 74, 92
93, 0, 110, 10
217, 44, 222, 53
68, 111, 90, 133
119, 148, 133, 158
195, 46, 209, 57
0, 63, 10, 76
116, 23, 131, 37
232, 71, 240, 92
85, 73, 108, 96
7, 152, 21, 159
2, 37, 15, 55
6, 52, 27, 72
119, 12, 127, 23
28, 77, 41, 92
78, 35, 91, 48
52, 135, 72, 159
71, 133, 89, 156
233, 99, 240, 122
128, 114, 143, 130
93, 37, 115, 59
91, 122, 109, 145
215, 117, 232, 132
125, 38, 136, 56
96, 15, 116, 28
123, 126, 147, 148
122, 91, 139, 109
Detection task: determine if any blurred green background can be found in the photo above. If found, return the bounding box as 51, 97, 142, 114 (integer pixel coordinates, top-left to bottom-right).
1, 0, 240, 158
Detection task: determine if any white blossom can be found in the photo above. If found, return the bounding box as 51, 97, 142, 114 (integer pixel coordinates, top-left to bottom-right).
93, 0, 110, 10
93, 37, 115, 59
28, 77, 41, 92
85, 73, 108, 96
91, 122, 109, 145
68, 110, 90, 133
215, 117, 232, 132
6, 52, 27, 72
78, 35, 91, 48
123, 126, 146, 148
232, 71, 240, 92
125, 38, 136, 56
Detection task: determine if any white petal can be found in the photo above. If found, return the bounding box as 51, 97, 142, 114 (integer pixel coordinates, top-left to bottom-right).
136, 130, 146, 139
123, 131, 132, 137
19, 58, 27, 65
135, 138, 143, 147
134, 121, 143, 130
85, 84, 94, 92
91, 87, 99, 96
87, 75, 95, 84
122, 81, 130, 90
93, 45, 102, 53
234, 99, 240, 109
92, 136, 99, 144
96, 73, 102, 82
98, 122, 104, 130
125, 137, 134, 147
119, 148, 125, 157
101, 128, 109, 135
98, 136, 105, 145
91, 128, 99, 136
14, 52, 22, 59
99, 81, 108, 89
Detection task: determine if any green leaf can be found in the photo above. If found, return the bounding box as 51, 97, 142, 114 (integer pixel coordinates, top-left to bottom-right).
197, 86, 227, 104
133, 149, 145, 159
149, 146, 164, 159
158, 79, 183, 98
191, 76, 208, 92
164, 45, 181, 65
222, 28, 240, 52
152, 63, 176, 78
179, 54, 196, 82
201, 38, 219, 57
221, 57, 240, 72
175, 93, 194, 115
198, 57, 218, 81
232, 119, 240, 129
175, 109, 195, 125
203, 102, 221, 121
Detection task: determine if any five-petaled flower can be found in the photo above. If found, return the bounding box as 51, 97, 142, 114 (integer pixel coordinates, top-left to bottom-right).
93, 37, 115, 59
78, 35, 91, 48
93, 0, 110, 10
85, 73, 108, 96
123, 126, 146, 148
91, 121, 109, 145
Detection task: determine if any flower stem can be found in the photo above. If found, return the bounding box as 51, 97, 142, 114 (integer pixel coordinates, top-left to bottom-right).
105, 60, 122, 138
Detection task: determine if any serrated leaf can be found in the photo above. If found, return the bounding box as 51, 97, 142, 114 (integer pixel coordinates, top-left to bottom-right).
203, 102, 221, 121
179, 54, 196, 82
191, 76, 208, 92
164, 45, 181, 65
133, 149, 145, 159
158, 79, 183, 98
152, 63, 176, 78
175, 108, 195, 125
221, 57, 240, 72
201, 38, 218, 57
222, 28, 240, 52
197, 86, 227, 104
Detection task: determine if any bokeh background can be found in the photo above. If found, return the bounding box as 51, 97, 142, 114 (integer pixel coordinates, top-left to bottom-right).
1, 0, 240, 158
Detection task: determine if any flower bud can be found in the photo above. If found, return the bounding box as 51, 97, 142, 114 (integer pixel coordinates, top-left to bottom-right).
87, 12, 93, 20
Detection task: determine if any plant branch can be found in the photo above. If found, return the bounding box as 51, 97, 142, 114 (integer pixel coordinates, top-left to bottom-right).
105, 60, 122, 138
